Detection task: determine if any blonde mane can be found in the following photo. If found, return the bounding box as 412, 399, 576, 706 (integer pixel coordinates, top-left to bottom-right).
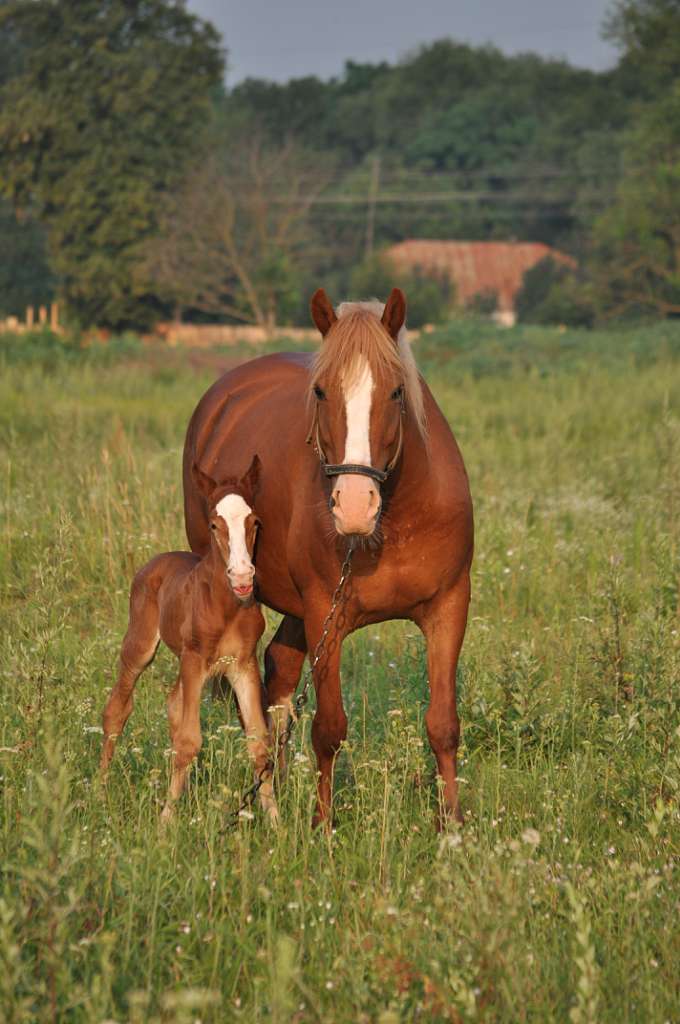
310, 300, 427, 438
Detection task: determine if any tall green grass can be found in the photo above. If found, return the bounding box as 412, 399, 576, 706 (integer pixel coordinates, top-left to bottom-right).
1, 322, 678, 1022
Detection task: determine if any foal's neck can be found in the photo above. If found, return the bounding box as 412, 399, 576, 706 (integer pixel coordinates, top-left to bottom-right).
199, 544, 236, 605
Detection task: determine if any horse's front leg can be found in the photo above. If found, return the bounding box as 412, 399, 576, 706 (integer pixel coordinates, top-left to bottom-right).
304, 610, 346, 828
415, 572, 471, 828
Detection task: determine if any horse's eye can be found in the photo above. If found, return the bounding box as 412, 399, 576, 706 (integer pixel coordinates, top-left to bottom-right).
210, 522, 217, 531
391, 385, 404, 401
313, 385, 326, 401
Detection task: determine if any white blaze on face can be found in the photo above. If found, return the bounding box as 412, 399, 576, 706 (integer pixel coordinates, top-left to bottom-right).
342, 358, 374, 465
215, 493, 254, 579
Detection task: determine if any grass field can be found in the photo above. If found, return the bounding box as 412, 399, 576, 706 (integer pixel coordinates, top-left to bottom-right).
1, 321, 679, 1023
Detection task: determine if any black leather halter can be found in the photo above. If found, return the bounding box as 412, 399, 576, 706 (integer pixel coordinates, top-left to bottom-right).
323, 462, 388, 484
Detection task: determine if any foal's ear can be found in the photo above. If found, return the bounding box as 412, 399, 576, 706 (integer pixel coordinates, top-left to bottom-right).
381, 287, 407, 341
242, 453, 262, 501
310, 288, 337, 337
192, 462, 218, 499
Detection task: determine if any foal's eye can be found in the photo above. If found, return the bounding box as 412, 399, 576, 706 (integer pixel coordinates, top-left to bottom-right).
313, 385, 326, 401
210, 522, 217, 531
391, 385, 404, 401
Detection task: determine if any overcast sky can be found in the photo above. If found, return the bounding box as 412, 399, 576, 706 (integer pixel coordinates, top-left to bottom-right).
186, 0, 619, 86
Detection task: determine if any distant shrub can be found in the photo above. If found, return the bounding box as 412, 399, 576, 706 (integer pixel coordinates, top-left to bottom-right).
516, 257, 596, 328
0, 328, 143, 369
349, 252, 453, 328
469, 289, 499, 316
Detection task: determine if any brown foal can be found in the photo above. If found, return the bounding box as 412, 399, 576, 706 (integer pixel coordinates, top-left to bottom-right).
100, 455, 277, 824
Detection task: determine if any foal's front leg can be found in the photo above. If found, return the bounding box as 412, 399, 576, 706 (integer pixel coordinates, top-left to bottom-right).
228, 656, 278, 825
161, 650, 207, 822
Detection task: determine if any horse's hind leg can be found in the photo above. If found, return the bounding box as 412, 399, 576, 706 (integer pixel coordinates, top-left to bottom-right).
100, 584, 160, 775
416, 572, 471, 828
263, 614, 307, 776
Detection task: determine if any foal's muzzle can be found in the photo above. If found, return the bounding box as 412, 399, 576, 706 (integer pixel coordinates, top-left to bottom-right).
228, 569, 255, 600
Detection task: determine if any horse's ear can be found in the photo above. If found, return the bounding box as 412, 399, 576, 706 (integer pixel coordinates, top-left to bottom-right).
310, 288, 337, 338
242, 453, 261, 501
192, 462, 217, 499
381, 287, 407, 342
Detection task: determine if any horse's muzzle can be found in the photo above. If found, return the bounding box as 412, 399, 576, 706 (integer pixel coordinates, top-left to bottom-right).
329, 473, 381, 536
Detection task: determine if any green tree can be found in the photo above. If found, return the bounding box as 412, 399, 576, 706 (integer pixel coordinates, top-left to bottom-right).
516, 257, 570, 322
0, 0, 223, 329
140, 136, 331, 327
516, 256, 595, 327
604, 0, 680, 95
0, 201, 54, 317
590, 81, 680, 317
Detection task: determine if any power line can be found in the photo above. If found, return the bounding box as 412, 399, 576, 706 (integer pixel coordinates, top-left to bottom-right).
256, 190, 612, 207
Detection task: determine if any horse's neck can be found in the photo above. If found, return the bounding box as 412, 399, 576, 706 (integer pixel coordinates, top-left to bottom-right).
399, 412, 430, 482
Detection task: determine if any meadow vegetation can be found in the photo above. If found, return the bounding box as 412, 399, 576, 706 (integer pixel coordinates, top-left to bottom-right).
1, 320, 679, 1022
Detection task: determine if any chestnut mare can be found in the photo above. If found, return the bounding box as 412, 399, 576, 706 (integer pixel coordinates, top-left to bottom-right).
183, 289, 473, 827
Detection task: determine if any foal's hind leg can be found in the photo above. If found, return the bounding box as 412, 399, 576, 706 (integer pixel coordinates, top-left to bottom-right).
101, 586, 160, 775
264, 615, 307, 776
162, 651, 207, 820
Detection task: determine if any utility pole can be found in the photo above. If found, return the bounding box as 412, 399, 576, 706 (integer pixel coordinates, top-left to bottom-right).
364, 154, 381, 259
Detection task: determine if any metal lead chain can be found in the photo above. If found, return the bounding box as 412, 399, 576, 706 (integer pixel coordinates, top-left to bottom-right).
221, 543, 354, 832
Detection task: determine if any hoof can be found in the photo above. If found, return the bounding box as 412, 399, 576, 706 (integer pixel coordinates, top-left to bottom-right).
436, 805, 464, 832
260, 791, 280, 828
159, 803, 175, 829
266, 804, 280, 829
311, 809, 333, 832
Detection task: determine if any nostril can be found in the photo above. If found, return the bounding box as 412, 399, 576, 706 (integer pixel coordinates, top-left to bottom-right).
329, 495, 336, 510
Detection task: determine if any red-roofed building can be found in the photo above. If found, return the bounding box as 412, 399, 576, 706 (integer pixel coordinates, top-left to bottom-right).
386, 240, 577, 325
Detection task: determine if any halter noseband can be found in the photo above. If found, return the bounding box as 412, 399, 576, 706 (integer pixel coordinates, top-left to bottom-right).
306, 388, 406, 485
323, 462, 388, 484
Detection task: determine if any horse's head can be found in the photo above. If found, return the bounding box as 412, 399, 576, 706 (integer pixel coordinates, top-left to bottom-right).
191, 454, 261, 601
309, 288, 421, 540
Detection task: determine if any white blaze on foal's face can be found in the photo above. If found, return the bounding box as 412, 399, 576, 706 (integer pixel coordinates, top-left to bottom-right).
214, 493, 256, 597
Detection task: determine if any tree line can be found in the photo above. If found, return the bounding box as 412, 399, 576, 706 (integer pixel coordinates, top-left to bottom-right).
0, 0, 678, 330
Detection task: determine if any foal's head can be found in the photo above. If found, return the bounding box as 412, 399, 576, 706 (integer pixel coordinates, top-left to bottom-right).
309, 288, 425, 540
192, 454, 261, 602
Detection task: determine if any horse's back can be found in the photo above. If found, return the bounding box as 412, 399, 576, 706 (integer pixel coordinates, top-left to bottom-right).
194, 352, 310, 410
184, 353, 312, 553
